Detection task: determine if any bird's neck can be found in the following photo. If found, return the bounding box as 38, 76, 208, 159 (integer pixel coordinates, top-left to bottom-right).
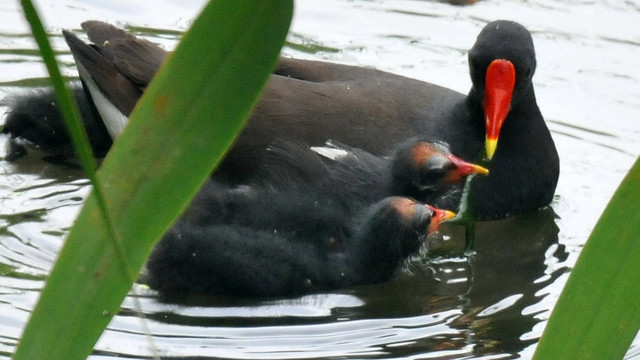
353, 218, 410, 283
467, 81, 559, 219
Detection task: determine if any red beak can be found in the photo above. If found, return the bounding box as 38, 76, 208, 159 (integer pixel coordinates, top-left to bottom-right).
484, 59, 515, 160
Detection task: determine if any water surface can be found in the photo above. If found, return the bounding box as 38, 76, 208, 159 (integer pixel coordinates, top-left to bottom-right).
1, 0, 639, 358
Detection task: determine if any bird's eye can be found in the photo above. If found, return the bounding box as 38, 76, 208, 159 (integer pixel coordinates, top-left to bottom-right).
432, 168, 446, 181
420, 164, 446, 184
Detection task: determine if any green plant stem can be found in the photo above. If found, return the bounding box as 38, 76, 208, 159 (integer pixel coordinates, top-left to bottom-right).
447, 174, 477, 255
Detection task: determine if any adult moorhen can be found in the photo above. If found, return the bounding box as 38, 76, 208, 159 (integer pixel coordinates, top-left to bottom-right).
146, 196, 455, 298
1, 19, 559, 219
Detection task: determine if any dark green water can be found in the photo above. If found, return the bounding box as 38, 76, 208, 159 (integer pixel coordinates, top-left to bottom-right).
1, 0, 639, 358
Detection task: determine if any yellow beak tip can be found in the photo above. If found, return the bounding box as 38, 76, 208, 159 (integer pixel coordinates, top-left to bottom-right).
474, 164, 490, 175
444, 210, 457, 220
485, 138, 498, 160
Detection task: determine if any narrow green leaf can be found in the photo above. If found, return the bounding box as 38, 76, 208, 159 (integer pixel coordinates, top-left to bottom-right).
534, 155, 640, 359
13, 1, 293, 360
20, 0, 134, 308
19, 0, 98, 176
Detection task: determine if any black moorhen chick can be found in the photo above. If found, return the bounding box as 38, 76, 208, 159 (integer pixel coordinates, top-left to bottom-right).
180, 180, 353, 251
2, 84, 112, 155
1, 19, 558, 219
262, 138, 488, 213
146, 196, 455, 297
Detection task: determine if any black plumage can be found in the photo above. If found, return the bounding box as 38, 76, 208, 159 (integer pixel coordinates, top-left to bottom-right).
2, 84, 111, 155
146, 196, 453, 297
261, 138, 488, 213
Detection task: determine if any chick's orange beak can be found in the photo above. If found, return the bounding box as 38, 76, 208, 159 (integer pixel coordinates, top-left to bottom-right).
446, 154, 489, 183
484, 59, 515, 160
426, 205, 456, 233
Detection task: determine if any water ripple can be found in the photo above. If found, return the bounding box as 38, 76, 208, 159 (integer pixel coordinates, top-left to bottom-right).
1, 0, 638, 359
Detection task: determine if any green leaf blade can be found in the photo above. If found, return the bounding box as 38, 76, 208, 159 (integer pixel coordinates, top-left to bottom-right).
534, 156, 640, 359
13, 0, 293, 359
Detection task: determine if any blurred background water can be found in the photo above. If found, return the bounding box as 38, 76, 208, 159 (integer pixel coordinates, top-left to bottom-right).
0, 0, 639, 358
